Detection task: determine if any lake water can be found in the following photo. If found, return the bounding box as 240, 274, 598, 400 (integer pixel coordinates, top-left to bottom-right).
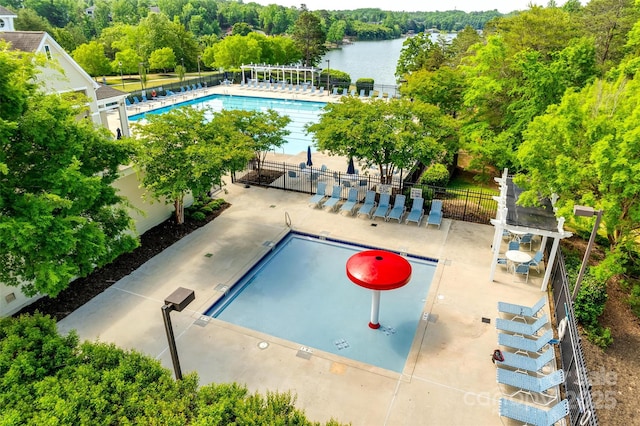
322, 34, 456, 87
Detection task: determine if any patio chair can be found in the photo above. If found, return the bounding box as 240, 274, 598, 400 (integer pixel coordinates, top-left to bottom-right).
520, 233, 534, 251
498, 296, 547, 321
496, 314, 548, 337
496, 368, 564, 404
513, 263, 531, 283
508, 241, 520, 251
528, 251, 544, 273
299, 162, 306, 170
386, 194, 406, 222
287, 170, 298, 179
498, 328, 555, 355
405, 197, 425, 226
357, 190, 377, 218
499, 398, 569, 426
426, 200, 443, 228
308, 182, 328, 208
340, 188, 359, 216
495, 346, 555, 374
372, 193, 391, 221
322, 186, 343, 212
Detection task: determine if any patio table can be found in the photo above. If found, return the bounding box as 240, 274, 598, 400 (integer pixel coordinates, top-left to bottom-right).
506, 250, 532, 272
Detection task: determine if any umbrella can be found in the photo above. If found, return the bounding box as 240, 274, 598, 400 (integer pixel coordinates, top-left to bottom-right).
306, 146, 313, 167
346, 156, 355, 174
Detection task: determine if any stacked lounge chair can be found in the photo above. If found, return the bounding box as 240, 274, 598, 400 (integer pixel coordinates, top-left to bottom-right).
499, 398, 569, 426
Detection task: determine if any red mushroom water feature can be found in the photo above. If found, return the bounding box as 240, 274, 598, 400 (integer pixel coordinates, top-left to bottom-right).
346, 250, 412, 329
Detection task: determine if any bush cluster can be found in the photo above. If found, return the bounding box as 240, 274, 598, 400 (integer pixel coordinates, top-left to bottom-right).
186, 197, 227, 221
0, 314, 346, 425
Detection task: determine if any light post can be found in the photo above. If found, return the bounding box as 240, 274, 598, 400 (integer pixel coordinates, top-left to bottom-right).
572, 205, 604, 301
118, 61, 124, 89
138, 62, 144, 91
161, 287, 195, 380
197, 55, 201, 83
326, 59, 330, 95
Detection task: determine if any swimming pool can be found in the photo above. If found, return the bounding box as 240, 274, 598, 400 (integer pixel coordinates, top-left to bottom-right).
129, 95, 326, 155
205, 232, 437, 373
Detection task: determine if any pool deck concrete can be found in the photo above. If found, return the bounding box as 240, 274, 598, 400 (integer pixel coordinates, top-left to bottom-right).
57, 178, 556, 425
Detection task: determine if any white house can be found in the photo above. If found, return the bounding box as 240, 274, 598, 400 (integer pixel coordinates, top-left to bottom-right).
0, 7, 178, 316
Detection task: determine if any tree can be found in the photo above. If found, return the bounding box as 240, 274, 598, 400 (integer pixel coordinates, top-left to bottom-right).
211, 34, 261, 68
72, 41, 112, 79
517, 74, 640, 251
326, 20, 346, 45
131, 107, 253, 224
306, 98, 458, 184
113, 48, 142, 76
396, 32, 446, 78
0, 314, 345, 425
215, 109, 291, 179
232, 22, 253, 36
148, 47, 176, 73
292, 9, 326, 67
0, 48, 137, 297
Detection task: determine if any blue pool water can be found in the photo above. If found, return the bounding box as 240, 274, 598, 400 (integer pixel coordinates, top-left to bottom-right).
129, 95, 326, 155
205, 232, 437, 373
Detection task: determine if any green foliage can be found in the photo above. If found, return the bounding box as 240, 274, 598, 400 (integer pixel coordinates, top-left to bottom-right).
0, 50, 137, 297
585, 325, 614, 349
355, 78, 374, 94
72, 41, 113, 79
292, 10, 326, 67
321, 69, 351, 89
420, 163, 450, 187
0, 315, 346, 426
307, 97, 458, 184
573, 273, 608, 329
132, 107, 253, 224
148, 47, 176, 73
627, 283, 640, 317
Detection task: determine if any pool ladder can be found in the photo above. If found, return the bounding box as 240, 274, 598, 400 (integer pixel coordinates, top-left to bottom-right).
285, 211, 292, 228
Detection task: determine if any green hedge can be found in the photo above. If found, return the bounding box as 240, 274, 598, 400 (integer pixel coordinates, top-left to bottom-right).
0, 314, 346, 425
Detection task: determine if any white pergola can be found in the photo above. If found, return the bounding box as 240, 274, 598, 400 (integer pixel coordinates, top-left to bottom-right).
240, 64, 321, 86
490, 168, 572, 290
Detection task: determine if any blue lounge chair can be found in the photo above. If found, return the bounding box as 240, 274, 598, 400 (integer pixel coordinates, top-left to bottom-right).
520, 233, 534, 251
308, 182, 328, 208
350, 89, 356, 96
499, 296, 547, 321
499, 398, 569, 426
340, 188, 359, 216
497, 368, 564, 404
197, 83, 203, 90
357, 190, 377, 218
386, 194, 406, 222
317, 86, 324, 95
141, 94, 149, 102
426, 199, 443, 228
125, 97, 133, 107
332, 87, 339, 96
359, 89, 365, 97
322, 186, 343, 212
133, 96, 141, 104
405, 197, 424, 226
498, 328, 555, 355
528, 250, 544, 272
495, 346, 555, 374
513, 262, 531, 283
496, 314, 548, 336
372, 193, 391, 220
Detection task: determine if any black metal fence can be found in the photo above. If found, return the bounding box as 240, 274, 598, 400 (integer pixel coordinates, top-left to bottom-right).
232, 159, 498, 224
550, 251, 599, 425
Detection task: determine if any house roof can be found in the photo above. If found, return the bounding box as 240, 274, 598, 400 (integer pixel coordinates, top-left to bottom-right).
0, 31, 46, 52
96, 84, 127, 101
0, 6, 17, 16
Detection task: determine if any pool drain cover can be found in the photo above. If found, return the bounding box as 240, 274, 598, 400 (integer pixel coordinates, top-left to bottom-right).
481, 317, 491, 324
257, 341, 269, 350
334, 339, 350, 350
381, 325, 396, 336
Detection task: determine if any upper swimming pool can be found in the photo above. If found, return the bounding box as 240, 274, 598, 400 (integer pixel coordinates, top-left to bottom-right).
205, 232, 437, 373
129, 95, 326, 155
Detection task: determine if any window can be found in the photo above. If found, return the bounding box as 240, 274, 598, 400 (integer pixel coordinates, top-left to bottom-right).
44, 45, 51, 60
